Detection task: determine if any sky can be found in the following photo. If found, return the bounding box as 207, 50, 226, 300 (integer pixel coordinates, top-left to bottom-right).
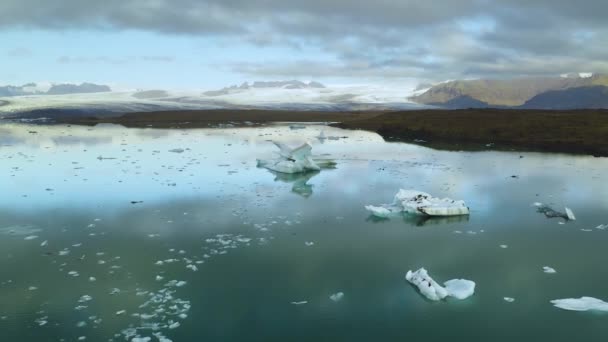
1, 0, 608, 90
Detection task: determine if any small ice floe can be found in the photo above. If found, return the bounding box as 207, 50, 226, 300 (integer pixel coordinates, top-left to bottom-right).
534, 203, 576, 221
543, 266, 557, 274
305, 241, 315, 247
504, 297, 515, 303
405, 268, 475, 301
500, 245, 508, 249
24, 235, 38, 240
257, 141, 336, 174
116, 310, 126, 315
78, 295, 92, 303
88, 277, 96, 282
366, 190, 469, 218
0, 224, 41, 236
168, 148, 185, 153
291, 301, 308, 305
68, 271, 79, 277
551, 297, 608, 312
40, 240, 48, 247
596, 224, 607, 230
330, 292, 344, 302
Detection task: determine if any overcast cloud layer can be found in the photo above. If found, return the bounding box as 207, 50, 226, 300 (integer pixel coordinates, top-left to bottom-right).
1, 0, 608, 85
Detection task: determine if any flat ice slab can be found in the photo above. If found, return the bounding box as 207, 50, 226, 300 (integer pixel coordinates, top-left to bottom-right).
405, 268, 475, 301
257, 141, 335, 174
551, 297, 608, 312
367, 190, 469, 217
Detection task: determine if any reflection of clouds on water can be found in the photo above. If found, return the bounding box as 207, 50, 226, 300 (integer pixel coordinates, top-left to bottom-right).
51, 135, 112, 146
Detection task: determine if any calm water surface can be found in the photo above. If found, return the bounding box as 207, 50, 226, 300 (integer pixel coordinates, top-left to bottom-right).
0, 123, 607, 341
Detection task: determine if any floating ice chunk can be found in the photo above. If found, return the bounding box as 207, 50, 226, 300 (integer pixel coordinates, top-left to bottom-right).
444, 279, 476, 300
305, 241, 315, 246
500, 245, 508, 249
257, 141, 335, 174
367, 190, 469, 218
24, 235, 38, 240
565, 208, 576, 221
535, 203, 575, 221
405, 268, 448, 301
78, 295, 92, 303
169, 148, 185, 153
131, 338, 151, 342
551, 297, 608, 312
364, 205, 396, 218
406, 268, 475, 301
596, 224, 607, 230
291, 301, 308, 305
330, 292, 344, 302
504, 297, 515, 303
543, 266, 557, 274
168, 321, 180, 329
115, 310, 126, 315
40, 240, 48, 247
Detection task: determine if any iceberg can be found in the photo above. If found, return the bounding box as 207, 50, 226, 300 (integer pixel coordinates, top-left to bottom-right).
405, 268, 475, 301
257, 141, 335, 174
551, 297, 608, 312
534, 203, 576, 221
367, 190, 469, 218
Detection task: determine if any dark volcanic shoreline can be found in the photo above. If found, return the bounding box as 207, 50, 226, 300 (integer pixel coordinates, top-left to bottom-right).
57, 108, 608, 156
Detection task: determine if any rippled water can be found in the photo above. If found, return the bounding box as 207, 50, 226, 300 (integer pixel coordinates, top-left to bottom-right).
1, 123, 607, 341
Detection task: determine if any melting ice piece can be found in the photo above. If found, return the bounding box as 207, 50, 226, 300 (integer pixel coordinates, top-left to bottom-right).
405, 268, 449, 301
504, 297, 515, 303
551, 297, 608, 312
330, 292, 345, 302
367, 190, 469, 218
444, 279, 476, 300
257, 141, 335, 174
543, 266, 557, 274
291, 301, 308, 305
534, 203, 576, 221
405, 268, 475, 301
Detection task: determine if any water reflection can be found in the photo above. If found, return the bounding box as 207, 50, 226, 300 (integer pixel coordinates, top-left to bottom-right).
266, 170, 319, 198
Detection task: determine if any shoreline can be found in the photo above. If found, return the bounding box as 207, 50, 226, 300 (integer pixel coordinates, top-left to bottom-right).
54, 108, 608, 156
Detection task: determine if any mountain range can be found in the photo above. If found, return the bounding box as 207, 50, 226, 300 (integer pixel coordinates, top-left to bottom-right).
410, 74, 608, 109
0, 82, 111, 97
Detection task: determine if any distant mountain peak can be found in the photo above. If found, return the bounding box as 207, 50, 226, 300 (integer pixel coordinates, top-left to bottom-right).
203, 80, 326, 96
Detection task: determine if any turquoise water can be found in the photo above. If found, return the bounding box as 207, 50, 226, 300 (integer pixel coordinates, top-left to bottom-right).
1, 123, 607, 341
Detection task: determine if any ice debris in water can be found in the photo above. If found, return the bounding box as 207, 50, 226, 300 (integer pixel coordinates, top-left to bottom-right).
405, 268, 475, 301
257, 141, 335, 174
443, 279, 477, 300
330, 292, 344, 302
551, 297, 608, 312
504, 297, 515, 303
543, 266, 557, 274
366, 190, 469, 218
534, 203, 576, 221
291, 301, 308, 305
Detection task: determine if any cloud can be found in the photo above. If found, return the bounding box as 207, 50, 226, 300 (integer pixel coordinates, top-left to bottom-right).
7, 47, 32, 57
57, 55, 175, 64
2, 0, 608, 80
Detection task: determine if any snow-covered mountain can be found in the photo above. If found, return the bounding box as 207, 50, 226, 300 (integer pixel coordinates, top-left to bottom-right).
0, 81, 426, 119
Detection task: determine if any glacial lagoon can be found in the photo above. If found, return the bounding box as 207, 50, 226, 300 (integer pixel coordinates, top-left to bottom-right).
1, 123, 607, 341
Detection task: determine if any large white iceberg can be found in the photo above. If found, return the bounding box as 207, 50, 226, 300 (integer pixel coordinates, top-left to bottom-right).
405, 268, 475, 301
366, 190, 469, 217
551, 297, 608, 312
257, 141, 335, 174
